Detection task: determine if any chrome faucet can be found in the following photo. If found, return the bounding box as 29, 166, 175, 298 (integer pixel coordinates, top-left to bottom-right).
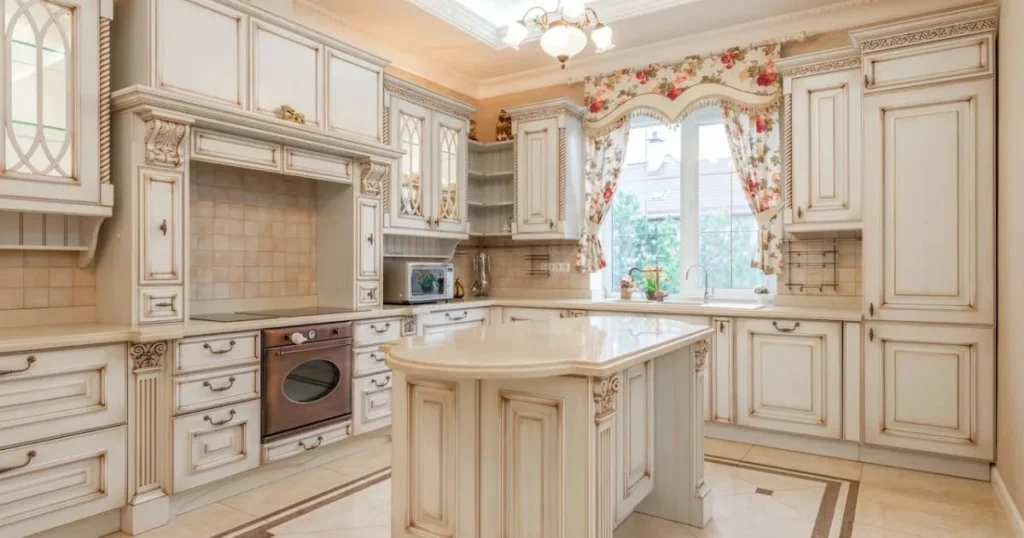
685, 264, 712, 304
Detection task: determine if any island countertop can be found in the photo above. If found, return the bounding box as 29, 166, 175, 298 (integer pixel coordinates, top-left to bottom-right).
384, 315, 714, 379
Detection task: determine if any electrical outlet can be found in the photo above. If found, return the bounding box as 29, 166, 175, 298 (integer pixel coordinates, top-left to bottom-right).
539, 262, 549, 271
551, 262, 570, 273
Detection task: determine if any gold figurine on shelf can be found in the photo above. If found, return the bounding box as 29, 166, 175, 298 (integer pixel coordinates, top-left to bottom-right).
496, 109, 512, 141
279, 105, 306, 124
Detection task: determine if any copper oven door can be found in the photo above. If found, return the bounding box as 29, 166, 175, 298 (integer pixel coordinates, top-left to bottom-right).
263, 340, 352, 437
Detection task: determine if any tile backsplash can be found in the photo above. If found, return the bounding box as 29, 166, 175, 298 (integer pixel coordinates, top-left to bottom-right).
0, 251, 96, 310
778, 234, 862, 297
189, 162, 317, 302
454, 241, 590, 298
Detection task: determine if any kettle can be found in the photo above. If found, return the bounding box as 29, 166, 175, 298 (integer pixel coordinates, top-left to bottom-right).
472, 252, 491, 297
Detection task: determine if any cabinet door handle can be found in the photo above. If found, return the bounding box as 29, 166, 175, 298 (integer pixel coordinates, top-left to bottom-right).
0, 355, 35, 377
796, 207, 803, 219
719, 321, 724, 333
869, 303, 875, 316
445, 311, 468, 321
549, 219, 555, 229
159, 219, 168, 236
772, 321, 800, 333
204, 409, 236, 426
299, 435, 324, 451
0, 450, 36, 474
203, 340, 236, 355
869, 328, 874, 342
367, 233, 374, 245
370, 375, 391, 388
370, 323, 391, 334
203, 376, 236, 392
510, 317, 526, 322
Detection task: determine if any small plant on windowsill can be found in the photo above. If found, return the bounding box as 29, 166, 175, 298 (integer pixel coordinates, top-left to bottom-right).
619, 277, 636, 300
754, 285, 773, 305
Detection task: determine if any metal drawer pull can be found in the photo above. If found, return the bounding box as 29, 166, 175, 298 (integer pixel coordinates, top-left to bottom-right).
203, 376, 236, 392
0, 355, 35, 377
204, 409, 236, 426
0, 450, 36, 474
370, 375, 391, 389
772, 321, 800, 333
154, 302, 174, 308
203, 340, 236, 355
299, 435, 324, 450
445, 311, 468, 321
370, 323, 391, 334
869, 328, 875, 342
510, 317, 526, 322
719, 321, 724, 333
370, 353, 386, 363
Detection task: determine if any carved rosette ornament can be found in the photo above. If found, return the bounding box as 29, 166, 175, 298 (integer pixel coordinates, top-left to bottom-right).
694, 338, 711, 374
144, 119, 187, 167
360, 161, 389, 197
593, 374, 621, 422
130, 341, 168, 371
401, 315, 417, 336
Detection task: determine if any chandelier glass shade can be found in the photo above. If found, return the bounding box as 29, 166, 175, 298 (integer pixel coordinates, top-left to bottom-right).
503, 2, 614, 69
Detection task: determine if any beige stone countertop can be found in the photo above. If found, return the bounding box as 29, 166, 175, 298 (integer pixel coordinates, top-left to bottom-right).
0, 298, 861, 354
385, 316, 715, 379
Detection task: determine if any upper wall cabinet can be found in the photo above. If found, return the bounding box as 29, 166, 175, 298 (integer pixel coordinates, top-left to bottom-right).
327, 49, 383, 141
778, 48, 862, 233
507, 99, 585, 241
383, 75, 474, 239
251, 20, 322, 127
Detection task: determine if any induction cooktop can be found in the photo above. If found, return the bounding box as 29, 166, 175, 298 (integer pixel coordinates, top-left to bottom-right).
237, 306, 359, 318
190, 312, 277, 323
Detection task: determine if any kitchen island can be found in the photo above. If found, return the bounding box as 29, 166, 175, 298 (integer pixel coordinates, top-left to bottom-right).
384, 315, 715, 537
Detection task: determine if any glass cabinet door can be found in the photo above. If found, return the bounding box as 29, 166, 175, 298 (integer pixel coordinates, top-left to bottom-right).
398, 111, 426, 219
437, 124, 459, 223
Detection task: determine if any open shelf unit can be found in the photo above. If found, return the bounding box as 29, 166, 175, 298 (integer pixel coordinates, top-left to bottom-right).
468, 140, 515, 237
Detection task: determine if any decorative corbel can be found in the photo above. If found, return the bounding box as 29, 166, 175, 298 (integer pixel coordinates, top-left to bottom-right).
360, 160, 390, 197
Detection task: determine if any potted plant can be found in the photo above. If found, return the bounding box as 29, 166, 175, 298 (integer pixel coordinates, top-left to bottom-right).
754, 285, 773, 305
619, 277, 635, 300
644, 277, 659, 301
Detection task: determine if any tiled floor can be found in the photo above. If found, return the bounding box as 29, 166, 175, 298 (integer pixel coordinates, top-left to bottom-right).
101, 438, 1017, 538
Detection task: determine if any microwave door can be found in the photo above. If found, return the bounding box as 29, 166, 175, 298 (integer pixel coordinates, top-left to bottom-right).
409, 265, 445, 300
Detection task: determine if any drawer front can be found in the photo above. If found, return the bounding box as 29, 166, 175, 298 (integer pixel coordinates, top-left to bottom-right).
422, 320, 484, 336
174, 365, 260, 415
283, 148, 352, 183
261, 420, 352, 464
354, 346, 389, 377
356, 281, 380, 309
420, 308, 488, 328
176, 332, 260, 374
191, 128, 283, 172
139, 286, 184, 324
353, 372, 392, 435
864, 35, 993, 92
354, 318, 401, 345
140, 167, 184, 284
503, 308, 567, 323
173, 399, 260, 493
0, 344, 127, 449
0, 425, 127, 537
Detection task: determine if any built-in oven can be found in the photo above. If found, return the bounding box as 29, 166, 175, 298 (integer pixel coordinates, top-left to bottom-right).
262, 322, 352, 441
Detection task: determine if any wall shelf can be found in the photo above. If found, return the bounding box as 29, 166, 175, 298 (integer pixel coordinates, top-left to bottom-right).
0, 211, 105, 268
469, 201, 514, 208
468, 140, 515, 238
468, 170, 514, 180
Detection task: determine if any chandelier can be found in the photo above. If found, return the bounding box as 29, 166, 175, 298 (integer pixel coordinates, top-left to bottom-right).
503, 1, 614, 69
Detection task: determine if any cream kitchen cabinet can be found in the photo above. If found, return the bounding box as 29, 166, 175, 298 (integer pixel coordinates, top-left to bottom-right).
140, 167, 184, 285
250, 19, 323, 127
383, 75, 473, 238
615, 360, 654, 526
327, 49, 383, 141
507, 99, 584, 240
417, 308, 489, 336
735, 319, 842, 439
711, 318, 734, 424
863, 323, 994, 460
502, 307, 569, 323
778, 48, 862, 232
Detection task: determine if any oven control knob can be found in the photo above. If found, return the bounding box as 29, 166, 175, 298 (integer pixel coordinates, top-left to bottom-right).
308, 329, 317, 340
289, 332, 308, 345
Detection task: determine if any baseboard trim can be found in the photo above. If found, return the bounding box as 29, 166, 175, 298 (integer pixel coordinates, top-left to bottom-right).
993, 467, 1024, 538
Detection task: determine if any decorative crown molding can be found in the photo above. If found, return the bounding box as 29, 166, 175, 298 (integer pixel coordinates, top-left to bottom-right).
776, 47, 862, 78
360, 161, 389, 196
694, 338, 711, 373
506, 98, 585, 123
849, 4, 999, 53
593, 374, 621, 421
130, 341, 168, 371
383, 74, 476, 120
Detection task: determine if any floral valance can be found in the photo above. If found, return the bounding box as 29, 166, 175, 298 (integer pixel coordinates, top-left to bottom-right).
584, 42, 781, 135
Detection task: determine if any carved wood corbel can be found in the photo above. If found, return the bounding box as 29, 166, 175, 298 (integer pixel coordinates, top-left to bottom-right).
360, 160, 390, 197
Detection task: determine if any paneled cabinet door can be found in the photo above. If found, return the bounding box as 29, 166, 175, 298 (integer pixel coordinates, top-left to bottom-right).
0, 0, 101, 205
615, 361, 654, 526
155, 0, 247, 108
326, 49, 382, 141
862, 78, 994, 325
140, 168, 184, 284
432, 112, 468, 233
863, 323, 994, 460
735, 319, 842, 439
357, 197, 380, 280
389, 98, 432, 231
250, 19, 323, 127
712, 318, 733, 424
515, 117, 559, 234
787, 68, 862, 227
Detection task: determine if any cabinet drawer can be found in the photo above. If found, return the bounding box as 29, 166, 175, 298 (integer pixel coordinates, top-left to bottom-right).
176, 332, 260, 374
174, 365, 260, 415
261, 420, 352, 464
354, 318, 401, 345
284, 148, 352, 183
422, 320, 484, 336
356, 281, 380, 309
191, 128, 283, 172
140, 167, 184, 284
0, 344, 126, 449
354, 346, 389, 377
420, 308, 488, 328
863, 35, 993, 92
503, 308, 567, 323
353, 372, 392, 435
0, 426, 127, 537
139, 286, 184, 324
172, 399, 260, 493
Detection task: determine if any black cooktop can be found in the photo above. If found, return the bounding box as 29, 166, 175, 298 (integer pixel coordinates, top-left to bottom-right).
190, 312, 277, 323
238, 306, 359, 318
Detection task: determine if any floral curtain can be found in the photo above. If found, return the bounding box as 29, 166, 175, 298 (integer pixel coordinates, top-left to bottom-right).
722, 106, 783, 275
576, 119, 629, 272
576, 42, 782, 275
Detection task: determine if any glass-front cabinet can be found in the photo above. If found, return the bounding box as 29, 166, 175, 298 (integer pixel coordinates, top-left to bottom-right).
383, 74, 472, 238
0, 0, 108, 212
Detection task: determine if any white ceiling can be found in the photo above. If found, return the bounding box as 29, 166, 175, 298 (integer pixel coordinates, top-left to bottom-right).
295, 0, 986, 99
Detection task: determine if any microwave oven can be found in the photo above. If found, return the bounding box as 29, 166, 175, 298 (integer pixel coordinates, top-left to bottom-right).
382, 261, 455, 304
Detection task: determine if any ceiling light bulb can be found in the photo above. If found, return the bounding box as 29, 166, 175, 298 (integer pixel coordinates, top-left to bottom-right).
591, 22, 613, 52
561, 0, 585, 19
540, 21, 588, 69
503, 20, 528, 49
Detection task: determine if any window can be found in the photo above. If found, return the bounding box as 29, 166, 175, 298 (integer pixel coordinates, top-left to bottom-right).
607, 107, 773, 299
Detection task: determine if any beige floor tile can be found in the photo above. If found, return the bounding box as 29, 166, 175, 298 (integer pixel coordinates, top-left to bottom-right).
614, 513, 698, 537
854, 483, 1013, 538
772, 486, 831, 521
268, 481, 391, 535
860, 463, 998, 506
742, 446, 863, 481
849, 522, 933, 537
263, 527, 390, 538
132, 503, 252, 538
219, 468, 353, 518
319, 443, 392, 480
704, 438, 752, 460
